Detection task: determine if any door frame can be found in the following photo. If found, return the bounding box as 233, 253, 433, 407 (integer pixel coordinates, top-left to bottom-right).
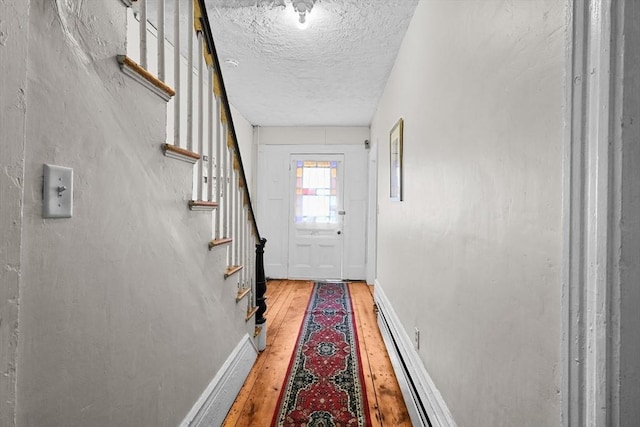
256, 144, 371, 281
563, 0, 640, 425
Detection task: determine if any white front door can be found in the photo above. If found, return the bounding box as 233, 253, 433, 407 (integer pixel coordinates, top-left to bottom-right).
287, 155, 345, 279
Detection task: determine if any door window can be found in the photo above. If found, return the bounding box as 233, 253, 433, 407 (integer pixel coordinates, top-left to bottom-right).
294, 160, 338, 224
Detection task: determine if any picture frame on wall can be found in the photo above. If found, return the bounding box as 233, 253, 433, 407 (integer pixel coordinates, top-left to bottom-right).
389, 118, 404, 201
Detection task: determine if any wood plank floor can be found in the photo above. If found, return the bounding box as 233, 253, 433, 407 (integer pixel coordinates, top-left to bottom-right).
223, 280, 412, 426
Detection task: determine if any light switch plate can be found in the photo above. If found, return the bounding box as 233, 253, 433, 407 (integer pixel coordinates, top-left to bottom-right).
43, 164, 73, 218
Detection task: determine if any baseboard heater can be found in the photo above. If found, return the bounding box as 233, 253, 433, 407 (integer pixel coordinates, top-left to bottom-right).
375, 302, 432, 427
374, 283, 456, 427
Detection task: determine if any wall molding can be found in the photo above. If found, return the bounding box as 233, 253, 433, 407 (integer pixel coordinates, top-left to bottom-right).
179, 334, 257, 427
374, 281, 456, 427
563, 1, 626, 425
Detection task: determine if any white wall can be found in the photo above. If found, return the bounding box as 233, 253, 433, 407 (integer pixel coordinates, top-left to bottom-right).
371, 1, 565, 426
11, 2, 252, 426
231, 104, 255, 198
256, 126, 369, 146
0, 2, 30, 425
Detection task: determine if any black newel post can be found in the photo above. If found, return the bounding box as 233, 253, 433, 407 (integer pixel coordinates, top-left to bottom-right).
255, 238, 267, 325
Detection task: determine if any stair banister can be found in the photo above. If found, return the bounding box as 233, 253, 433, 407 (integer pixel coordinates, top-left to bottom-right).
120, 0, 267, 336
194, 0, 267, 325
194, 0, 260, 240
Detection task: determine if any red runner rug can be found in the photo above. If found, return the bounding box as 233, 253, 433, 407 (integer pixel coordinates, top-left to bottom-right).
271, 282, 371, 427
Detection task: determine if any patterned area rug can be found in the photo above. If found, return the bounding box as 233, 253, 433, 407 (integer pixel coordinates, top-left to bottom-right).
271, 282, 371, 427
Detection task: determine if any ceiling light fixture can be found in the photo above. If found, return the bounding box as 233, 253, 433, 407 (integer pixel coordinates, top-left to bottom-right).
291, 0, 316, 24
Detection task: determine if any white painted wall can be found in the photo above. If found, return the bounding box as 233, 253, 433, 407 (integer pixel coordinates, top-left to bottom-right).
231, 105, 255, 197
9, 2, 253, 426
371, 1, 565, 426
256, 126, 369, 146
0, 2, 30, 426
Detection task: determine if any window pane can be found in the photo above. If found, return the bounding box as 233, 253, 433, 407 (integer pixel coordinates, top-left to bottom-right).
294, 160, 338, 224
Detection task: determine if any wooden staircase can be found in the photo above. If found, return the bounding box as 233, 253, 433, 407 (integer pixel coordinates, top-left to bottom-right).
118, 0, 267, 343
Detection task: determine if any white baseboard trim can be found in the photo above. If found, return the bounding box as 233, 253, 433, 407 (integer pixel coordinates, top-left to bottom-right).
374, 280, 456, 427
180, 334, 257, 427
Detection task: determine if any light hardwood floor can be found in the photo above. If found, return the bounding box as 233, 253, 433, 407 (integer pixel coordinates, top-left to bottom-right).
223, 280, 412, 426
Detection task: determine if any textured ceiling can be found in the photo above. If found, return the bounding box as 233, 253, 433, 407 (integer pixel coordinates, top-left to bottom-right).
202, 0, 419, 126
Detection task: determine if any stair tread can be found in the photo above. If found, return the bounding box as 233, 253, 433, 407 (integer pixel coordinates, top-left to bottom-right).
236, 287, 251, 302
245, 306, 258, 322
209, 237, 233, 249
117, 55, 175, 99
224, 265, 243, 278
188, 200, 218, 212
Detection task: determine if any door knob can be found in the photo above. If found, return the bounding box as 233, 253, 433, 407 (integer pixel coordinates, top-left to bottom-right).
337, 231, 342, 235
